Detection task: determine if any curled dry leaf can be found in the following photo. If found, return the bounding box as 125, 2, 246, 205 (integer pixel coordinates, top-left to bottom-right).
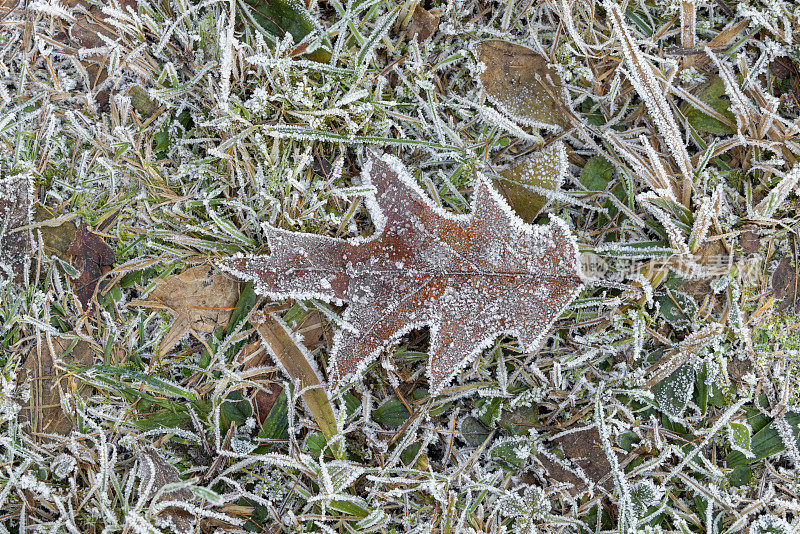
140, 265, 240, 353
218, 152, 584, 394
138, 447, 195, 534
18, 337, 94, 441
66, 223, 116, 308
475, 40, 570, 131
0, 172, 33, 283
495, 142, 568, 223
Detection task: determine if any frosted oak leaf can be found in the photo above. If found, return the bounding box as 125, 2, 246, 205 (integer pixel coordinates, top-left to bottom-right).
216, 153, 584, 394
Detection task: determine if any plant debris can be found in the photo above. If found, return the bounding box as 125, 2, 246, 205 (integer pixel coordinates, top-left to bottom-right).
135, 264, 240, 353
18, 336, 94, 441
475, 40, 571, 130
218, 152, 584, 393
65, 223, 116, 308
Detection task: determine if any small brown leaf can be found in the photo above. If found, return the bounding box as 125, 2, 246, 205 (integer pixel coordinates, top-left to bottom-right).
739, 228, 761, 256
537, 427, 620, 495
0, 172, 33, 283
495, 142, 567, 223
138, 447, 195, 534
475, 40, 570, 130
218, 152, 584, 394
18, 336, 94, 441
144, 265, 239, 353
406, 4, 438, 42
772, 257, 799, 312
35, 206, 79, 259
66, 223, 116, 308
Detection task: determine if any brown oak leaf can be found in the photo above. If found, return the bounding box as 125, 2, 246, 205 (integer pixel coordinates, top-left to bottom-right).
217, 152, 584, 394
66, 223, 116, 308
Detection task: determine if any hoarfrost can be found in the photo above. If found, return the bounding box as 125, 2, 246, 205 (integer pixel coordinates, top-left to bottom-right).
218, 151, 584, 394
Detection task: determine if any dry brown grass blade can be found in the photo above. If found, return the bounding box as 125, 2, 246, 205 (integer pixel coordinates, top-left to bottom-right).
606, 2, 694, 206
680, 0, 696, 67
254, 312, 341, 456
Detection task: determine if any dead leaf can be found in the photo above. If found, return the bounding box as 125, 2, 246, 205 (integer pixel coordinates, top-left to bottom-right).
406, 4, 438, 42
739, 229, 760, 255
218, 151, 584, 394
234, 339, 283, 425
35, 206, 79, 259
128, 85, 158, 118
138, 447, 195, 534
45, 0, 139, 109
18, 336, 94, 441
0, 172, 33, 283
537, 427, 620, 495
254, 313, 338, 444
143, 265, 239, 353
475, 40, 570, 130
495, 142, 567, 223
772, 257, 799, 312
66, 223, 116, 308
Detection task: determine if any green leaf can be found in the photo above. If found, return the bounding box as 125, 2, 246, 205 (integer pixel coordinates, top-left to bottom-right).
239, 0, 330, 62
656, 289, 697, 329
728, 465, 751, 487
580, 156, 614, 191
730, 422, 752, 453
400, 442, 423, 466
619, 431, 641, 452
727, 411, 800, 467
652, 363, 695, 417
684, 77, 736, 135
488, 438, 530, 470
475, 397, 503, 428
221, 391, 253, 433
258, 390, 288, 440
460, 416, 491, 447
373, 397, 411, 428
229, 283, 258, 335
497, 403, 538, 436
344, 392, 361, 417
303, 431, 327, 455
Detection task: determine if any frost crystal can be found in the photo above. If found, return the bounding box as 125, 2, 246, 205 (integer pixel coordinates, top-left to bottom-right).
218, 151, 584, 394
0, 171, 34, 282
